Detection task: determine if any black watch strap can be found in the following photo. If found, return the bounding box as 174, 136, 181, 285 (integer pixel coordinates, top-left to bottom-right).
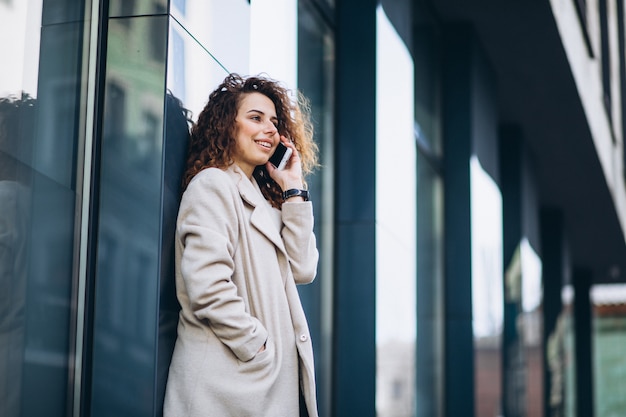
282, 189, 309, 201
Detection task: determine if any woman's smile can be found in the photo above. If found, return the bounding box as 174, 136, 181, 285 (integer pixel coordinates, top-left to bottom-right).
232, 92, 280, 177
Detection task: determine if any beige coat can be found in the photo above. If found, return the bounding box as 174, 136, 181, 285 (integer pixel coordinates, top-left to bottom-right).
163, 165, 319, 417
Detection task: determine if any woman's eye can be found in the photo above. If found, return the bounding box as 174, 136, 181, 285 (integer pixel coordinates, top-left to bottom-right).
251, 115, 261, 121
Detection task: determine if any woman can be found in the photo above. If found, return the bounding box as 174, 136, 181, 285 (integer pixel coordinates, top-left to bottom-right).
163, 74, 319, 417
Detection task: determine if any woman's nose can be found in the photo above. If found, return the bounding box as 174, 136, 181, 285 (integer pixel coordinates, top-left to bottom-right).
265, 121, 278, 135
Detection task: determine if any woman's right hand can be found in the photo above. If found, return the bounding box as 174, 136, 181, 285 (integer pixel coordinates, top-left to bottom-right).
266, 136, 304, 191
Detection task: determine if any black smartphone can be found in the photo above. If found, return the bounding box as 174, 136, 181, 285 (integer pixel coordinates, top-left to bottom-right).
268, 142, 293, 170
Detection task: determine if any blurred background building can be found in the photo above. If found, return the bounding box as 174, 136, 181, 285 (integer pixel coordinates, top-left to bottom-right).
1, 0, 625, 416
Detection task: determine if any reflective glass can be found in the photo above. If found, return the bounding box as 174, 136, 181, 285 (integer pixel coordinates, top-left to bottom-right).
166, 18, 230, 118
546, 285, 577, 417
471, 156, 504, 417
109, 0, 167, 17
297, 1, 335, 416
376, 6, 417, 417
42, 0, 85, 25
413, 4, 444, 416
90, 15, 168, 417
591, 284, 626, 417
521, 239, 543, 416
413, 11, 442, 157
1, 0, 86, 416
415, 152, 444, 417
171, 0, 250, 74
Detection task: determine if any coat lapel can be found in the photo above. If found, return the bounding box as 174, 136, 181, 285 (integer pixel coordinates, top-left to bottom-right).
225, 165, 287, 255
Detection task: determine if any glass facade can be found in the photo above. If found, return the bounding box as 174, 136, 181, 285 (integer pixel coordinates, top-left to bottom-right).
0, 0, 91, 415
90, 12, 168, 416
376, 5, 416, 417
1, 0, 624, 416
413, 3, 445, 416
297, 1, 335, 415
592, 284, 626, 417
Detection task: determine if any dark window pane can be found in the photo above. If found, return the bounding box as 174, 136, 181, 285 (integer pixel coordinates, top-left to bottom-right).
1, 8, 85, 417
90, 15, 168, 417
43, 0, 85, 25
297, 2, 335, 416
109, 0, 166, 17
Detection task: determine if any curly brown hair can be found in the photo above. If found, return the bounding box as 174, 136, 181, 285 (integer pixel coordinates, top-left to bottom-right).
183, 73, 318, 208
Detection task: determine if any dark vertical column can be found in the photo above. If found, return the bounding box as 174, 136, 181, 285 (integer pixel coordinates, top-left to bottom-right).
573, 267, 594, 417
442, 24, 475, 417
500, 126, 524, 417
333, 0, 377, 416
540, 208, 564, 417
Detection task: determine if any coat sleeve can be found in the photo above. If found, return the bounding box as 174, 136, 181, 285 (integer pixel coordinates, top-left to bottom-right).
281, 201, 319, 284
177, 170, 267, 362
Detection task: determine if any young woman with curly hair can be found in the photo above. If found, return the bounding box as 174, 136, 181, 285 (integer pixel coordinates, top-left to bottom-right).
164, 74, 320, 417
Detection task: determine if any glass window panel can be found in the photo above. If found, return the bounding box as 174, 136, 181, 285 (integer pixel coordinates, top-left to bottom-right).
471, 155, 504, 417
547, 284, 577, 417
90, 15, 168, 417
376, 6, 417, 417
520, 239, 543, 416
413, 8, 442, 157
166, 18, 229, 118
412, 4, 444, 415
297, 1, 335, 416
249, 0, 297, 87
0, 0, 41, 99
1, 0, 86, 416
34, 23, 84, 188
42, 0, 85, 25
109, 0, 167, 17
171, 0, 250, 75
591, 284, 626, 417
415, 152, 444, 417
21, 172, 76, 416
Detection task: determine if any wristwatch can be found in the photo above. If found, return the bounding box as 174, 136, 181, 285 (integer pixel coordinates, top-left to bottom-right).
282, 189, 309, 201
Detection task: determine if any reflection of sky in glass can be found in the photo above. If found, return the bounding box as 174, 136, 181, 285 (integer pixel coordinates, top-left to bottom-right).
168, 0, 250, 118
0, 0, 42, 97
171, 0, 250, 77
470, 155, 504, 338
375, 5, 416, 345
250, 0, 297, 91
521, 237, 542, 312
166, 19, 228, 119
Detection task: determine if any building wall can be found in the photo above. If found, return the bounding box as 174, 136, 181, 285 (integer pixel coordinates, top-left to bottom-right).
2, 0, 626, 416
550, 0, 626, 246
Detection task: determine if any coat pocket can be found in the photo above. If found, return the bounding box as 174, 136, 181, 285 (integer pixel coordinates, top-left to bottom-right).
237, 335, 275, 375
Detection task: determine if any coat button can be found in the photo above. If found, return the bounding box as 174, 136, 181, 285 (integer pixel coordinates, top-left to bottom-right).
299, 334, 308, 342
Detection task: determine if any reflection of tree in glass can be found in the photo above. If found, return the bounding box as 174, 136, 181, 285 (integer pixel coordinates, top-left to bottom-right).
0, 93, 36, 417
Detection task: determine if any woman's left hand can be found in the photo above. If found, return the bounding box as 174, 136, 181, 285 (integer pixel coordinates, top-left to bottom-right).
266, 136, 304, 191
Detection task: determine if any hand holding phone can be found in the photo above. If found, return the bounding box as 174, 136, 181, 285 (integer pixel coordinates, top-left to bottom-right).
268, 141, 293, 170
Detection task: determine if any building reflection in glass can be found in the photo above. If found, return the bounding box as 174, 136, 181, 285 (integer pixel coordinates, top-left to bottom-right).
471, 155, 504, 417
1, 0, 87, 416
376, 6, 417, 417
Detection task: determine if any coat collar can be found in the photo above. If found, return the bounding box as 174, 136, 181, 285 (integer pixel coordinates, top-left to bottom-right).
224, 164, 287, 254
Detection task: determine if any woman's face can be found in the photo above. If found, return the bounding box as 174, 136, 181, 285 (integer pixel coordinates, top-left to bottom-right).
232, 92, 280, 177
